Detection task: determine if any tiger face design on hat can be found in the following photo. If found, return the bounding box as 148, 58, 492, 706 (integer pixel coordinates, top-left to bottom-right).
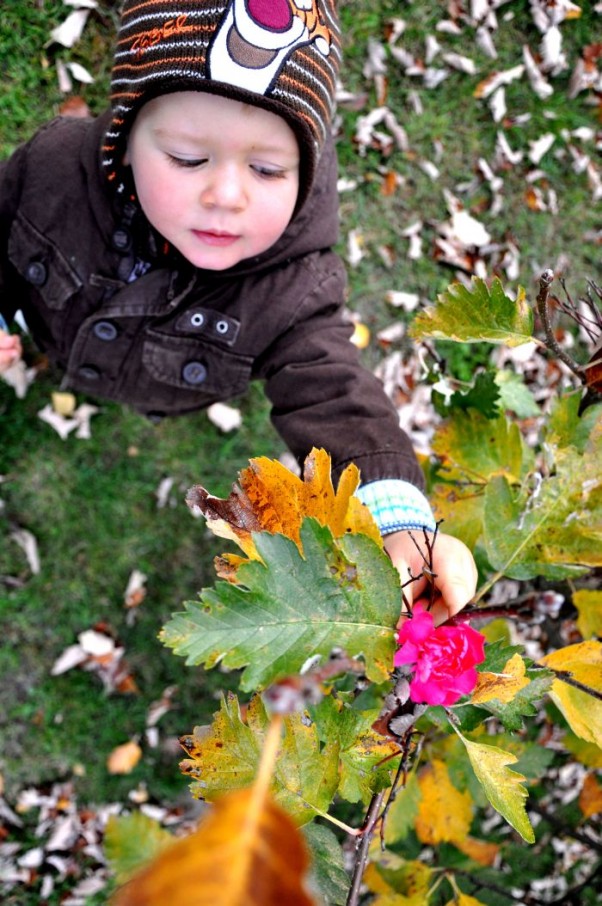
103, 0, 341, 207
208, 0, 332, 94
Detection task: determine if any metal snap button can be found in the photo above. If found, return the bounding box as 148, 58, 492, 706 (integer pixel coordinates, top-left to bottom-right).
190, 312, 205, 328
77, 365, 101, 381
93, 320, 118, 341
215, 320, 229, 335
25, 261, 47, 287
182, 361, 207, 385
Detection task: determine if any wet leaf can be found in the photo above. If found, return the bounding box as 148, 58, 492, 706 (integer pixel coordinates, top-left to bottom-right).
410, 277, 534, 346
111, 787, 315, 906
161, 519, 400, 689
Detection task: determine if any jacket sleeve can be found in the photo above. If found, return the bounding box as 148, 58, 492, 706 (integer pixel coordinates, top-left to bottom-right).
252, 255, 427, 490
0, 142, 28, 325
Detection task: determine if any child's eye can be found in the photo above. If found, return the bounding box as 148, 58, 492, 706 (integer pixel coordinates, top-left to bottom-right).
166, 155, 207, 169
251, 165, 287, 180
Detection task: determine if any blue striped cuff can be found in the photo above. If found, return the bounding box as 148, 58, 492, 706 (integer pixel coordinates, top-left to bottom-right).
356, 479, 436, 535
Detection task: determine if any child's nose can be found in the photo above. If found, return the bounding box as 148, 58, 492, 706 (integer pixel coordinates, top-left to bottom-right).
200, 164, 245, 210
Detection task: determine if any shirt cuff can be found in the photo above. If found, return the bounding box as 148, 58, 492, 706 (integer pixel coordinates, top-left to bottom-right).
356, 479, 437, 535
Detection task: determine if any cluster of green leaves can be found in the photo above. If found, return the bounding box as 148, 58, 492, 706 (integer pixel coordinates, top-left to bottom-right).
107, 289, 602, 898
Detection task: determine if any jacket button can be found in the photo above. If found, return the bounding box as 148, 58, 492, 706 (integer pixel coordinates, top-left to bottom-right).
78, 365, 101, 380
25, 261, 47, 286
182, 361, 207, 385
112, 228, 131, 251
93, 320, 118, 341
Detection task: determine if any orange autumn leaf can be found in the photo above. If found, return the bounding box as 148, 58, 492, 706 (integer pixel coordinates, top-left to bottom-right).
579, 772, 602, 819
186, 448, 382, 573
111, 787, 315, 906
455, 835, 500, 866
471, 653, 530, 705
415, 759, 473, 845
107, 741, 142, 775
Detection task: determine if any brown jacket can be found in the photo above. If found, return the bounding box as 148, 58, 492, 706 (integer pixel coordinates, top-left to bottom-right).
0, 111, 423, 487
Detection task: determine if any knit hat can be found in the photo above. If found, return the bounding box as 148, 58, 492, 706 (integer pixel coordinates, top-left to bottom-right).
102, 0, 341, 209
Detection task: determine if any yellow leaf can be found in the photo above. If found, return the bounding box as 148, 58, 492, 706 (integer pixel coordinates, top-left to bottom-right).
572, 589, 602, 639
456, 733, 534, 842
415, 760, 473, 845
111, 787, 314, 906
51, 391, 76, 416
540, 641, 602, 747
350, 320, 371, 349
471, 653, 531, 704
578, 772, 602, 819
363, 852, 432, 903
186, 448, 382, 572
107, 741, 142, 775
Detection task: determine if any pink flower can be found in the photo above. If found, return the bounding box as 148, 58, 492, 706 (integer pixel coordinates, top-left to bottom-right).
394, 604, 486, 706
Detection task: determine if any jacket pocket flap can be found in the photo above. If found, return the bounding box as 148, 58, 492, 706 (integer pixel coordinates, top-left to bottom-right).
8, 213, 83, 310
142, 332, 252, 397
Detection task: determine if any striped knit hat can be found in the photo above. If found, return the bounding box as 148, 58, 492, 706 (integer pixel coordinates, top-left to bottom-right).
103, 0, 341, 208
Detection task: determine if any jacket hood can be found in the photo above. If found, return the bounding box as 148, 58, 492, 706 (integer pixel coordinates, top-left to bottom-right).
86, 109, 341, 280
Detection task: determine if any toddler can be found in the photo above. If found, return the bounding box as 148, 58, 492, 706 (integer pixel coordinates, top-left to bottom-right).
0, 0, 477, 621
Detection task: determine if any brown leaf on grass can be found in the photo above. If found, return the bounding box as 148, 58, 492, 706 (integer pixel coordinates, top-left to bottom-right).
185, 448, 382, 567
111, 788, 315, 906
51, 625, 139, 695
107, 741, 142, 775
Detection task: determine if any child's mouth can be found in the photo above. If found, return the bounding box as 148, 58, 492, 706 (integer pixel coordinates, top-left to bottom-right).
192, 230, 240, 247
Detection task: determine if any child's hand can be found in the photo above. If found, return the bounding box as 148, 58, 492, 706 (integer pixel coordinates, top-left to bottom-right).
383, 529, 477, 626
0, 330, 22, 373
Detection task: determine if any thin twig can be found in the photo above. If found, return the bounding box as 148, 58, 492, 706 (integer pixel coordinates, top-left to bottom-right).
536, 269, 586, 381
345, 790, 386, 906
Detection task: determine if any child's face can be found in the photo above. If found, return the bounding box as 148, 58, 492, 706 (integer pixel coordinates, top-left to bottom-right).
125, 92, 300, 270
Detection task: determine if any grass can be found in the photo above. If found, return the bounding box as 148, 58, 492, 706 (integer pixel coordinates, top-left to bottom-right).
1, 1, 600, 902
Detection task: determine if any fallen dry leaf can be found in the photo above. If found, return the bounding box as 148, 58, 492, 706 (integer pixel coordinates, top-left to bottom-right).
107, 741, 142, 775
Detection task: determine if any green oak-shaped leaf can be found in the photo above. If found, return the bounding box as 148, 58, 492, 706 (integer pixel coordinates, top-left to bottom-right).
179, 693, 340, 826
545, 393, 602, 455
302, 823, 351, 905
312, 696, 401, 804
432, 410, 531, 485
104, 813, 175, 885
484, 438, 602, 579
161, 519, 400, 690
455, 730, 535, 843
429, 410, 532, 548
410, 277, 534, 346
495, 370, 540, 418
